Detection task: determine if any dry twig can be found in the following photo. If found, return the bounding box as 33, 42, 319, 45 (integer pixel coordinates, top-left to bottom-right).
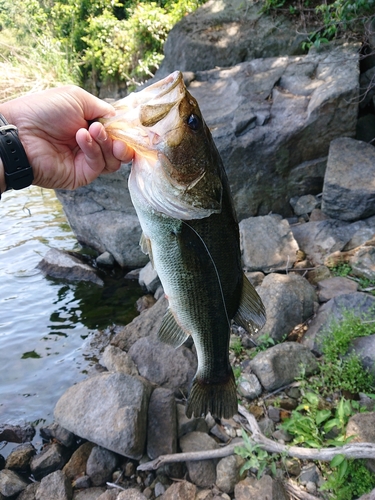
138, 404, 375, 471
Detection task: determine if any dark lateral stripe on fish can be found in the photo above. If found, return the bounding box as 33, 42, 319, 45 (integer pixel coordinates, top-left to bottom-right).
185, 371, 238, 419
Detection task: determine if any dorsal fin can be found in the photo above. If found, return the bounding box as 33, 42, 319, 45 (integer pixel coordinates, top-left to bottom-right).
157, 309, 189, 348
234, 274, 266, 333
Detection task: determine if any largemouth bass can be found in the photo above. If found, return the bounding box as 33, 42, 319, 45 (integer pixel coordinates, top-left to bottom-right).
102, 71, 266, 418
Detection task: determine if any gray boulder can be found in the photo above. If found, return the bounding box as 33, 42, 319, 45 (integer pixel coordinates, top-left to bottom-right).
147, 388, 177, 460
0, 469, 29, 498
55, 164, 148, 268
239, 215, 299, 272
86, 447, 118, 486
302, 292, 375, 354
54, 372, 152, 459
249, 342, 318, 391
56, 45, 359, 264
291, 216, 375, 265
321, 138, 375, 221
179, 431, 218, 487
188, 43, 358, 220
234, 474, 289, 500
256, 273, 317, 342
349, 335, 375, 378
157, 0, 306, 76
128, 337, 197, 396
35, 470, 72, 500
350, 246, 375, 280
317, 276, 358, 302
37, 248, 103, 286
111, 295, 168, 351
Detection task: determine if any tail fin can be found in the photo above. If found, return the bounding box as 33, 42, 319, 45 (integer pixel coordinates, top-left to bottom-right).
185, 371, 237, 419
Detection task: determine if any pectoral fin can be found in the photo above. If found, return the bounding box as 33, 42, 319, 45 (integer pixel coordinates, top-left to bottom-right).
234, 274, 266, 333
157, 309, 189, 348
140, 233, 154, 267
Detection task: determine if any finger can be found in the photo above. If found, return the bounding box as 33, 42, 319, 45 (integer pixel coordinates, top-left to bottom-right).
113, 139, 134, 163
75, 128, 115, 185
89, 122, 121, 173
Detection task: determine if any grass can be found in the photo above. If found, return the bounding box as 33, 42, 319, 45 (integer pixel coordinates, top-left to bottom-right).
0, 30, 79, 103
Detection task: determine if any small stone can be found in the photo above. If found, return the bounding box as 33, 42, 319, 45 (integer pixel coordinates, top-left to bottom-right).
177, 404, 208, 438
63, 442, 95, 481
30, 443, 69, 479
258, 417, 275, 437
124, 461, 136, 477
136, 294, 156, 312
216, 455, 245, 494
101, 345, 138, 376
73, 487, 107, 499
17, 482, 40, 500
0, 469, 29, 497
267, 406, 280, 423
161, 480, 197, 500
40, 422, 76, 448
5, 443, 36, 471
36, 470, 72, 500
147, 388, 177, 460
305, 481, 317, 494
317, 276, 358, 302
272, 429, 293, 443
285, 459, 301, 476
179, 432, 218, 487
0, 424, 35, 443
86, 446, 118, 486
299, 464, 320, 485
290, 194, 318, 216
244, 271, 265, 287
237, 373, 262, 400
96, 251, 115, 267
210, 424, 230, 443
117, 489, 148, 500
37, 248, 104, 286
73, 475, 91, 489
154, 482, 166, 497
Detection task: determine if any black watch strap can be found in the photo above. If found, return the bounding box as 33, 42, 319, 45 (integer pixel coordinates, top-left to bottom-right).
0, 113, 33, 196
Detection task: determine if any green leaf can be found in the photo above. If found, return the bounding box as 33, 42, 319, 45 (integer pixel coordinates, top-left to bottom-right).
338, 458, 349, 480
316, 409, 332, 425
330, 454, 346, 467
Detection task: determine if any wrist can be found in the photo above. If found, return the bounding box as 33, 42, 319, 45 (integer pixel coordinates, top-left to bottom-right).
0, 157, 5, 195
0, 112, 33, 194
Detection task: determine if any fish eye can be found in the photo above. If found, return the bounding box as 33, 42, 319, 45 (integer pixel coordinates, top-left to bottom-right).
187, 114, 201, 131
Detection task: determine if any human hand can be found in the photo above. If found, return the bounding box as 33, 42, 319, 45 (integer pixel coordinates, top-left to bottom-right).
0, 85, 134, 191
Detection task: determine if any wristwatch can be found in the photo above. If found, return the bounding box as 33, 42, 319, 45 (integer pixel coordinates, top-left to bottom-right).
0, 113, 33, 197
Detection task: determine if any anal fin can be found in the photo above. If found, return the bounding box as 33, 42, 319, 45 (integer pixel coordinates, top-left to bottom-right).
157, 309, 189, 348
234, 273, 266, 333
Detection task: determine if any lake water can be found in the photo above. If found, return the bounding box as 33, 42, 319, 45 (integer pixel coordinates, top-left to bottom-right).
0, 187, 142, 449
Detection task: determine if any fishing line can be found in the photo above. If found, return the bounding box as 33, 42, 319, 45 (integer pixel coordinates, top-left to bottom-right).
181, 220, 231, 329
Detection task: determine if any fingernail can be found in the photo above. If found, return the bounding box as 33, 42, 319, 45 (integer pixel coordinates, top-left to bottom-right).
98, 128, 108, 142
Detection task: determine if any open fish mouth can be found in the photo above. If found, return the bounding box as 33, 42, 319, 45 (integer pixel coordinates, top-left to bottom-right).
101, 71, 187, 153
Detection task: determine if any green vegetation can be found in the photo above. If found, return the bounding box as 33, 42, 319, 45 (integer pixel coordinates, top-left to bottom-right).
321, 457, 375, 500
261, 0, 375, 49
0, 0, 206, 94
235, 429, 283, 478
314, 310, 375, 396
282, 393, 356, 448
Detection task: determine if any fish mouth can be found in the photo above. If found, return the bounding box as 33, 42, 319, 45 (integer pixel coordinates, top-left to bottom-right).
101, 71, 186, 154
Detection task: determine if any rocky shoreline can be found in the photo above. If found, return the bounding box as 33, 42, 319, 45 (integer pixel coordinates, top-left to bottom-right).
2, 0, 375, 498
2, 135, 375, 498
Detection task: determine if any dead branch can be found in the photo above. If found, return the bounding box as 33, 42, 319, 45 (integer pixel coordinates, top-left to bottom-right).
137, 404, 375, 471
285, 481, 321, 500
